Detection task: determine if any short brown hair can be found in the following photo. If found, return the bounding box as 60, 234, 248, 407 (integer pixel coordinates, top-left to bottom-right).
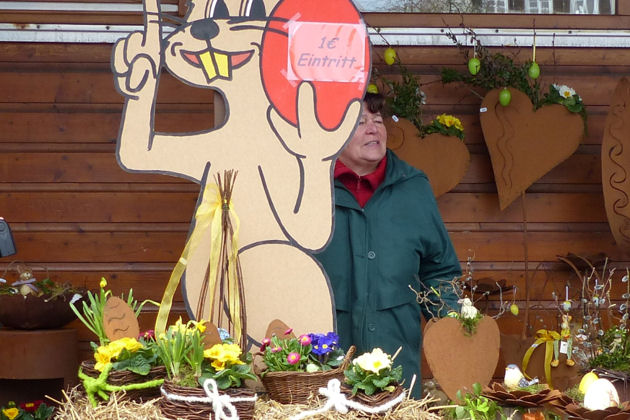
364, 92, 385, 114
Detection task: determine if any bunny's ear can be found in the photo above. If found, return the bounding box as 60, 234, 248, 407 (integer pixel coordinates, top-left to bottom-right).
264, 319, 295, 339
201, 321, 223, 348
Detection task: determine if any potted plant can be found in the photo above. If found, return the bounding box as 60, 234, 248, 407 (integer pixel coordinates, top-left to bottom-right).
445, 383, 506, 420
0, 400, 54, 420
156, 318, 257, 420
342, 347, 405, 412
257, 329, 353, 404
0, 262, 84, 330
441, 27, 586, 210
374, 50, 470, 198
71, 277, 165, 404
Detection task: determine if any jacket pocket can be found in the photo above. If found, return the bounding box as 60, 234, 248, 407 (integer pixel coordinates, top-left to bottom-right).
374, 286, 417, 310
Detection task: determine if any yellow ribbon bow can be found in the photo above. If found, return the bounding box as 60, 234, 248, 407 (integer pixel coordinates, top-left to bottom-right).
522, 329, 561, 388
155, 183, 241, 343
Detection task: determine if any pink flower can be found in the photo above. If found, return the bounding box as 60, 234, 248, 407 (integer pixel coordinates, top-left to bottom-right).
139, 330, 155, 340
287, 352, 301, 365
284, 328, 293, 336
270, 346, 282, 353
298, 334, 312, 346
260, 337, 271, 352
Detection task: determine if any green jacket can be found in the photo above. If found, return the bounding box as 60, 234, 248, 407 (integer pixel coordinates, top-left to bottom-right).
316, 150, 461, 398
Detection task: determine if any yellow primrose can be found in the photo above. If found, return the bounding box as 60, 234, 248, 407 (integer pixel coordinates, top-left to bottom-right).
116, 336, 143, 352
94, 350, 112, 372
436, 114, 464, 131
2, 408, 19, 420
204, 343, 245, 365
353, 348, 392, 374
204, 345, 223, 360
211, 359, 227, 371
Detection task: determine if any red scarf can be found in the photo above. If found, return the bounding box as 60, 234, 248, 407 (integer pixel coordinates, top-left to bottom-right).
334, 158, 387, 207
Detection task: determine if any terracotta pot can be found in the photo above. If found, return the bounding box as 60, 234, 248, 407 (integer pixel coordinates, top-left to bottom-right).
0, 292, 83, 329
522, 412, 545, 420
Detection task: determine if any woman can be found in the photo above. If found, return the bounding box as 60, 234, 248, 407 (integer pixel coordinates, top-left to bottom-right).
316, 92, 461, 398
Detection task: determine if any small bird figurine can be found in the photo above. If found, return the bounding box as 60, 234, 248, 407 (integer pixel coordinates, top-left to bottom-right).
504, 364, 539, 390
459, 298, 479, 319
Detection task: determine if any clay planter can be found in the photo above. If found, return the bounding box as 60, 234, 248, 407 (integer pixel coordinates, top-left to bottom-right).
0, 291, 83, 329
423, 315, 500, 401
480, 88, 583, 210
602, 77, 630, 249
159, 380, 256, 420
385, 117, 470, 197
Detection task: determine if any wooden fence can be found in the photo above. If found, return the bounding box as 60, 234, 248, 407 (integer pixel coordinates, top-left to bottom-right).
1, 5, 629, 375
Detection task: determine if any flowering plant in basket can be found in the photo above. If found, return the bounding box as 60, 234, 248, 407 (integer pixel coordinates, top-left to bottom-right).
261, 330, 345, 374
155, 317, 256, 388
344, 348, 403, 396
72, 278, 163, 406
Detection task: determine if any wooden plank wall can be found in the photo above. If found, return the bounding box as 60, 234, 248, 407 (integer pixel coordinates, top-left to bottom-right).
1, 6, 630, 372
366, 10, 630, 374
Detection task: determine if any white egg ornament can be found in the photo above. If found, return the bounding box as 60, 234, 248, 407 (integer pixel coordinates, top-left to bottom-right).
583, 378, 619, 411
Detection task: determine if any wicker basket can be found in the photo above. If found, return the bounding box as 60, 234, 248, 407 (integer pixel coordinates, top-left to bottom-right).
159, 380, 256, 420
260, 345, 356, 405
341, 384, 404, 415
80, 360, 166, 402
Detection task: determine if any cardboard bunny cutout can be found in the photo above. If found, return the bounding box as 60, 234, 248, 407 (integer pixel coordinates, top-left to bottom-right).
111, 0, 370, 348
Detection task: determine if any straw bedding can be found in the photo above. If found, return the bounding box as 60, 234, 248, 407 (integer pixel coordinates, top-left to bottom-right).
52, 386, 444, 419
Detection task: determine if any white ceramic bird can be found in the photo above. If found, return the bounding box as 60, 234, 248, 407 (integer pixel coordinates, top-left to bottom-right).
504, 364, 524, 389
504, 364, 538, 390
459, 298, 479, 319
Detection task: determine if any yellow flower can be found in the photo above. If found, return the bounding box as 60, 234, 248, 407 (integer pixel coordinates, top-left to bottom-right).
436, 114, 463, 131
204, 344, 222, 360
99, 277, 107, 289
116, 336, 143, 353
94, 349, 112, 372
193, 319, 207, 333
353, 348, 392, 374
2, 408, 19, 420
204, 343, 245, 365
93, 337, 143, 371
211, 359, 226, 371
